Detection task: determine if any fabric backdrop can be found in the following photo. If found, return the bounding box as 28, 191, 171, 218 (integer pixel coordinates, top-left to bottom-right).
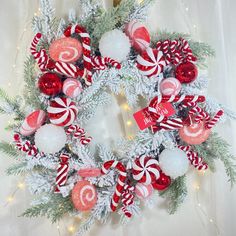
0, 0, 236, 236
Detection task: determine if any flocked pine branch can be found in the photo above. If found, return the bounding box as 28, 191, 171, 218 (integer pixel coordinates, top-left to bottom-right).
21, 194, 74, 223
0, 141, 20, 158
0, 88, 25, 120
192, 132, 236, 187
6, 162, 28, 175
159, 175, 187, 214
23, 57, 45, 110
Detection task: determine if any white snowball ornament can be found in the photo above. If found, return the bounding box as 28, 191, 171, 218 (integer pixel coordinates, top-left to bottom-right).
159, 148, 189, 179
34, 124, 67, 154
99, 29, 131, 62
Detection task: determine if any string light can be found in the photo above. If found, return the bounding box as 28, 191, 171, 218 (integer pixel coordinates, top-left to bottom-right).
6, 196, 14, 203
68, 225, 76, 234
122, 103, 130, 111
126, 120, 132, 126
17, 182, 25, 189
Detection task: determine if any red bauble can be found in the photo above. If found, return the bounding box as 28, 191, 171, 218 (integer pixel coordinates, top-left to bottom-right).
38, 72, 62, 96
175, 62, 198, 84
152, 172, 171, 191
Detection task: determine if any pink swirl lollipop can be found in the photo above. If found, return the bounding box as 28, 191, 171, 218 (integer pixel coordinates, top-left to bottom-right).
49, 37, 83, 63
72, 180, 97, 211
179, 121, 211, 145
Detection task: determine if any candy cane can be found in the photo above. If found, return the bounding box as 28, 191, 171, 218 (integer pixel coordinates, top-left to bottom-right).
101, 160, 127, 211
53, 61, 85, 78
30, 33, 51, 71
91, 56, 121, 70
13, 134, 39, 156
148, 95, 205, 119
205, 110, 224, 129
55, 154, 70, 193
80, 135, 92, 145
64, 25, 92, 86
178, 145, 208, 170
159, 118, 184, 130
66, 125, 92, 145
121, 184, 135, 218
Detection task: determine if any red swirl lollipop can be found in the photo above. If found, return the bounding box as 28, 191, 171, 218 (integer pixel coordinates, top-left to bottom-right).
179, 121, 211, 145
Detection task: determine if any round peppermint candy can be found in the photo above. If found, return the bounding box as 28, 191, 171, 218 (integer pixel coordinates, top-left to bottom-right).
160, 77, 182, 96
136, 48, 166, 77
132, 156, 160, 185
63, 78, 83, 98
47, 97, 78, 127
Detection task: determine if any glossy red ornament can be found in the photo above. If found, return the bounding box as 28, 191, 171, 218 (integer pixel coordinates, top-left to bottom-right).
152, 172, 171, 191
38, 72, 62, 96
175, 62, 198, 84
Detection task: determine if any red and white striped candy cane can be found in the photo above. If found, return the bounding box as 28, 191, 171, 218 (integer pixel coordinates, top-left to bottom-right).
101, 160, 127, 212
53, 61, 85, 78
55, 154, 70, 193
121, 184, 135, 218
30, 33, 50, 71
66, 125, 92, 145
91, 56, 121, 70
104, 57, 121, 69
188, 105, 210, 123
162, 40, 170, 55
159, 118, 184, 130
80, 135, 92, 145
91, 56, 106, 70
64, 25, 92, 86
13, 134, 39, 156
178, 145, 208, 170
148, 95, 205, 119
205, 110, 224, 129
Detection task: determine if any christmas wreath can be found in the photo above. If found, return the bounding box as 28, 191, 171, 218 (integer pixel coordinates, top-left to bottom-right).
1, 0, 236, 235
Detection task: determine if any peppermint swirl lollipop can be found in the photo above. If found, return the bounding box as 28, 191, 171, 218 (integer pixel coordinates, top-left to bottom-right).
49, 37, 83, 63
132, 156, 160, 185
72, 180, 97, 211
179, 121, 211, 145
47, 97, 78, 127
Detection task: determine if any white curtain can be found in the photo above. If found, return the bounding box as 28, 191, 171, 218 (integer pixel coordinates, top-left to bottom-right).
0, 0, 236, 236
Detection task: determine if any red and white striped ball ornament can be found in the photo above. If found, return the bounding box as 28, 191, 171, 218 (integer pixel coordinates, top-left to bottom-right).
132, 156, 160, 185
136, 48, 166, 77
135, 183, 153, 200
47, 97, 78, 127
179, 121, 211, 145
49, 37, 83, 63
20, 110, 46, 136
62, 78, 83, 98
125, 20, 150, 52
160, 77, 182, 96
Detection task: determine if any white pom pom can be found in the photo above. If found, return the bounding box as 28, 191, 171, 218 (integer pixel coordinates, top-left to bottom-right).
159, 148, 189, 179
99, 29, 131, 62
35, 124, 67, 154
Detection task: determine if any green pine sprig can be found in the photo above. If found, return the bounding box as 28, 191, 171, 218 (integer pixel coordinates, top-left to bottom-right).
159, 175, 187, 214
193, 132, 236, 188
21, 194, 74, 223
